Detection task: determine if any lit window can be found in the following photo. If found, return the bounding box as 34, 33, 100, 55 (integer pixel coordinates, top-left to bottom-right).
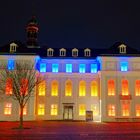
91, 104, 98, 116
108, 80, 115, 96
5, 78, 12, 95
135, 80, 140, 96
120, 62, 128, 71
79, 64, 85, 73
119, 44, 126, 54
7, 59, 15, 70
20, 78, 28, 95
91, 64, 97, 73
66, 64, 72, 73
47, 48, 54, 56
136, 105, 140, 117
60, 48, 66, 56
38, 104, 45, 115
72, 48, 78, 57
122, 103, 130, 116
122, 80, 129, 95
40, 63, 46, 72
10, 43, 18, 53
79, 80, 86, 96
108, 104, 115, 116
51, 104, 58, 115
84, 48, 91, 57
65, 80, 72, 96
79, 104, 86, 116
23, 106, 27, 115
51, 80, 58, 96
52, 64, 59, 73
91, 81, 98, 96
4, 103, 12, 115
38, 81, 46, 96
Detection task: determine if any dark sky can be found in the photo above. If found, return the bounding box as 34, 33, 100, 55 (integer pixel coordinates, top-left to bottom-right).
0, 0, 140, 49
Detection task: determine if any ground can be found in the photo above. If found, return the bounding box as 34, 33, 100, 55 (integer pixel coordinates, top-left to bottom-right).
0, 121, 140, 140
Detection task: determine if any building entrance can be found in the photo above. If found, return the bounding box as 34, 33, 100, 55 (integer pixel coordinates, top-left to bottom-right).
63, 105, 73, 120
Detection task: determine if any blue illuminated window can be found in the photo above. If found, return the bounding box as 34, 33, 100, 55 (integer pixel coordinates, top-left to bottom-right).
120, 62, 128, 71
79, 64, 85, 73
91, 63, 97, 73
7, 59, 15, 70
66, 64, 72, 73
52, 64, 59, 72
40, 63, 46, 72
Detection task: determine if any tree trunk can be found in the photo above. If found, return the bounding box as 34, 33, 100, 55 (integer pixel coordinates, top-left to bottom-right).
19, 105, 24, 129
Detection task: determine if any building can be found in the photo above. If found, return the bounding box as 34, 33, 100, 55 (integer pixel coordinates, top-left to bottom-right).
0, 16, 140, 122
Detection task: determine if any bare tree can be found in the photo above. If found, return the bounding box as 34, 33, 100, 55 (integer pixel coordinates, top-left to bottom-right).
0, 62, 45, 129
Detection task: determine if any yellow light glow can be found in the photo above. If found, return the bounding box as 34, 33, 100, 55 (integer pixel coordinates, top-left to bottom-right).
108, 80, 115, 96
38, 81, 46, 96
79, 81, 86, 96
79, 104, 86, 116
4, 103, 12, 115
122, 80, 129, 95
38, 104, 45, 115
135, 80, 140, 96
122, 104, 129, 116
51, 104, 58, 115
108, 105, 115, 116
91, 81, 98, 96
65, 80, 72, 96
51, 80, 58, 96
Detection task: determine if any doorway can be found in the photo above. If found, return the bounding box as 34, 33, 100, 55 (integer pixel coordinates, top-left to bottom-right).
63, 106, 73, 120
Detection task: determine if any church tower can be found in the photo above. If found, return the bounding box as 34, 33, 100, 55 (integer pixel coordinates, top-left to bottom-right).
26, 16, 39, 48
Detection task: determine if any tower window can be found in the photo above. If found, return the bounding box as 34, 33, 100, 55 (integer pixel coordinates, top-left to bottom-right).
10, 43, 18, 53
47, 48, 54, 56
119, 44, 127, 54
84, 48, 91, 57
60, 48, 66, 56
72, 48, 78, 57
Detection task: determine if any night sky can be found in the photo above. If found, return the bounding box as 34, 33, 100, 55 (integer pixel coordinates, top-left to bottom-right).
0, 0, 140, 49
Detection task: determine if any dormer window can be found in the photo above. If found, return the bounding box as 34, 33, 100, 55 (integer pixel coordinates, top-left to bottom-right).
119, 44, 127, 54
47, 48, 54, 57
84, 48, 91, 57
72, 48, 78, 57
10, 43, 18, 53
60, 48, 66, 56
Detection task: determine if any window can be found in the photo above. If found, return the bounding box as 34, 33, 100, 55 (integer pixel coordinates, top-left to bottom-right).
5, 78, 12, 95
38, 81, 46, 96
119, 44, 126, 54
136, 105, 140, 117
51, 80, 58, 96
72, 48, 78, 57
135, 80, 140, 96
4, 103, 12, 115
120, 62, 128, 71
65, 80, 72, 96
7, 59, 15, 70
108, 104, 115, 116
20, 78, 28, 95
47, 48, 54, 56
51, 104, 58, 115
66, 64, 72, 73
91, 64, 98, 73
79, 104, 86, 116
52, 64, 59, 73
38, 104, 45, 115
91, 104, 98, 116
108, 80, 115, 96
91, 81, 98, 96
79, 64, 85, 73
10, 43, 17, 53
60, 48, 66, 56
23, 106, 27, 115
122, 103, 130, 116
79, 80, 86, 96
122, 80, 129, 95
40, 63, 46, 72
84, 48, 91, 57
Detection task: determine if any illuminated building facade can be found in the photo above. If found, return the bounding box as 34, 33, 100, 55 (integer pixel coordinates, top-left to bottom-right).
0, 17, 140, 122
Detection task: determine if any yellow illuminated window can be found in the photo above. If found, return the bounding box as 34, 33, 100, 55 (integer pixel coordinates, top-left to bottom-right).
108, 80, 115, 96
38, 81, 46, 96
19, 106, 27, 115
5, 78, 12, 95
122, 80, 129, 95
65, 80, 72, 96
79, 104, 86, 116
4, 103, 12, 115
38, 104, 45, 115
108, 104, 115, 116
51, 80, 58, 96
91, 81, 98, 96
122, 103, 129, 116
51, 104, 58, 115
79, 81, 86, 96
136, 105, 140, 117
91, 104, 98, 116
135, 80, 140, 96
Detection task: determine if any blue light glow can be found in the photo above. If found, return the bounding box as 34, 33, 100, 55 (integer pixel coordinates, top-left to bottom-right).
91, 63, 97, 73
52, 64, 58, 72
79, 64, 85, 73
7, 59, 15, 70
40, 63, 46, 72
66, 64, 72, 73
120, 62, 128, 71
